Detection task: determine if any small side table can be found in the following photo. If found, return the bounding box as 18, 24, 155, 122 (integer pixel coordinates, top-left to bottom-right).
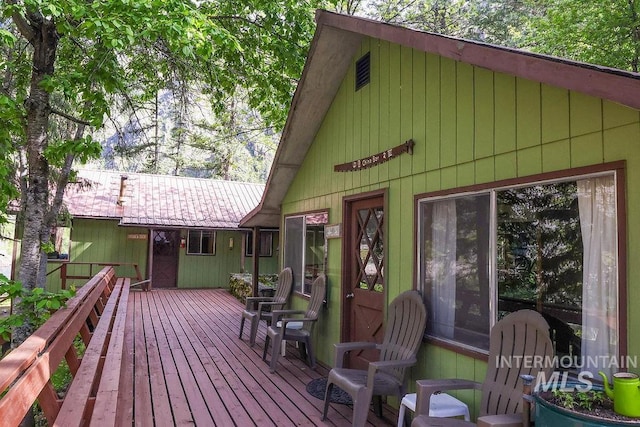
397, 392, 470, 427
275, 321, 304, 356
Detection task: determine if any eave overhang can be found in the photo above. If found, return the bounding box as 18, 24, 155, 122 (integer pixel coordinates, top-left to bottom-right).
240, 9, 640, 228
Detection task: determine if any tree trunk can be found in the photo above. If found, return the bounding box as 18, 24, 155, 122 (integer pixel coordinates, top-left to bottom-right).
13, 17, 59, 348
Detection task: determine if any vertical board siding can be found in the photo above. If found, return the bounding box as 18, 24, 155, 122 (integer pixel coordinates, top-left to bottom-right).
412, 48, 427, 192
50, 221, 279, 292
280, 35, 640, 414
494, 73, 517, 154
439, 58, 457, 168
47, 219, 149, 291
570, 91, 603, 137
456, 62, 474, 165
400, 45, 414, 177
425, 53, 441, 172
178, 230, 279, 289
378, 40, 391, 183
541, 85, 570, 143
474, 68, 495, 160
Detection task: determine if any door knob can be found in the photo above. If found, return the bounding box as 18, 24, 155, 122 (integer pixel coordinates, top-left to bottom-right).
346, 292, 354, 299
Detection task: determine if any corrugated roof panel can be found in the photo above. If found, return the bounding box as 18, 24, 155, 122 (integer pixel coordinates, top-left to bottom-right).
65, 170, 264, 229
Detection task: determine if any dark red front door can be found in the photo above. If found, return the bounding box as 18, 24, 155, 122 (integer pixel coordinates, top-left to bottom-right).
342, 192, 386, 370
152, 230, 180, 288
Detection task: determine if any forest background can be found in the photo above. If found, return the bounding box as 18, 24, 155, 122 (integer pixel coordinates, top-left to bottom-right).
0, 0, 638, 345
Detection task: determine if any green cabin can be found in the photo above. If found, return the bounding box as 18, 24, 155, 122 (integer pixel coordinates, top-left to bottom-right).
241, 10, 640, 416
6, 170, 279, 292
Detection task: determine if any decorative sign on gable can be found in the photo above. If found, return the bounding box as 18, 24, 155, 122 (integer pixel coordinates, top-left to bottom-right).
334, 139, 415, 172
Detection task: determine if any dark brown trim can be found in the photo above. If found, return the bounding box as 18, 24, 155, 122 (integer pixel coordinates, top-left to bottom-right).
251, 227, 260, 296
615, 165, 628, 362
282, 208, 331, 220
425, 337, 489, 362
342, 188, 388, 204
316, 10, 640, 110
414, 161, 628, 360
414, 160, 626, 201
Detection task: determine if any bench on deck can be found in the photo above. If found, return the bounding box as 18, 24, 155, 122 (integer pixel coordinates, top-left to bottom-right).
0, 266, 130, 426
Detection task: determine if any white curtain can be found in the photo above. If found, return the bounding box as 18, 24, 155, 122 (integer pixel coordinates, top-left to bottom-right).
577, 176, 618, 378
431, 200, 457, 339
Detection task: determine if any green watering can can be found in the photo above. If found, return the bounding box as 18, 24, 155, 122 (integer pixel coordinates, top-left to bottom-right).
599, 371, 640, 418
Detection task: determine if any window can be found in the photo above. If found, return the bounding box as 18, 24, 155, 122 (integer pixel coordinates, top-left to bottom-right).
47, 225, 71, 260
284, 212, 328, 295
187, 230, 216, 255
0, 215, 16, 277
245, 231, 274, 257
418, 171, 620, 377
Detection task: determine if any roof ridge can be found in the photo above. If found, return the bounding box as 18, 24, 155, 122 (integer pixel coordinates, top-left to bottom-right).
77, 169, 265, 187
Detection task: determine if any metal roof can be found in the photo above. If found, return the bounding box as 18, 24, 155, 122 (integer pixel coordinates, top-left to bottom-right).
65, 170, 264, 229
240, 9, 640, 228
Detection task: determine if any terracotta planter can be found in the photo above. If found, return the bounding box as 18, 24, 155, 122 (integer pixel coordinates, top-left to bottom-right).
534, 393, 640, 426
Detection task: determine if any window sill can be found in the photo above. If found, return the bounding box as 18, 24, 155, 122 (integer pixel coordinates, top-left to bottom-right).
424, 335, 489, 362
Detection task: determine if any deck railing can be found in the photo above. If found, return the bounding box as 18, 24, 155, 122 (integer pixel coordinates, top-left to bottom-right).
47, 261, 142, 290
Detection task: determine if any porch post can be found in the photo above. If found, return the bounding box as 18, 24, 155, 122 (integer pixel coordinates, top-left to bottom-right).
252, 227, 260, 296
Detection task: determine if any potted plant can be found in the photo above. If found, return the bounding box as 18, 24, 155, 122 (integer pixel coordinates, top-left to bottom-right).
534, 383, 640, 426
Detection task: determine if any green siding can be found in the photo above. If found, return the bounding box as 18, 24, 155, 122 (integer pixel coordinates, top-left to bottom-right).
179, 230, 279, 288
46, 219, 149, 292
541, 85, 569, 143
456, 63, 474, 164
280, 35, 640, 415
494, 73, 516, 154
516, 78, 541, 149
474, 67, 495, 160
43, 220, 279, 292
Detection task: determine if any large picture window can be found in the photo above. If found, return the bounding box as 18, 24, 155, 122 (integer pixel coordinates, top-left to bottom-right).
418, 171, 620, 377
284, 212, 328, 295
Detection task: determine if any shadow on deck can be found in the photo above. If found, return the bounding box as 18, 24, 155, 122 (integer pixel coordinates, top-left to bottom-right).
119, 288, 397, 426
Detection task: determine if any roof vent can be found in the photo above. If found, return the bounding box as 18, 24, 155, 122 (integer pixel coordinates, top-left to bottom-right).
355, 52, 370, 91
117, 175, 128, 206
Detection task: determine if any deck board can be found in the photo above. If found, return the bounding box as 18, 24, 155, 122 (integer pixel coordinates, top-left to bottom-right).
121, 288, 398, 427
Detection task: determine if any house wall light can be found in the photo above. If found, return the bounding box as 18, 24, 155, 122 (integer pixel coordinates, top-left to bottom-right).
229, 237, 234, 250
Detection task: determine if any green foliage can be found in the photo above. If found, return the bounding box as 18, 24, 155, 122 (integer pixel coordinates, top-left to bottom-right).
552, 389, 606, 411
521, 0, 640, 72
0, 274, 75, 344
40, 241, 55, 255
229, 273, 278, 303
0, 0, 337, 310
497, 182, 583, 307
45, 136, 102, 165
356, 0, 639, 71
0, 0, 335, 226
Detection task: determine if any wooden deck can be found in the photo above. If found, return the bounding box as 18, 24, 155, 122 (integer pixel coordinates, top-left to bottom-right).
116, 288, 398, 426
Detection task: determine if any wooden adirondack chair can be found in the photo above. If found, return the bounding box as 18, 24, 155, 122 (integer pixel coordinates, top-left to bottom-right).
239, 267, 293, 347
262, 274, 326, 373
322, 290, 427, 427
411, 309, 554, 427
